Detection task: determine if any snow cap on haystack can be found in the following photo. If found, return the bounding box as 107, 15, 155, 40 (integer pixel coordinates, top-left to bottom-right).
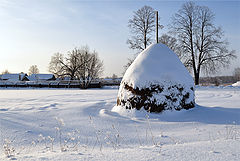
116, 43, 195, 113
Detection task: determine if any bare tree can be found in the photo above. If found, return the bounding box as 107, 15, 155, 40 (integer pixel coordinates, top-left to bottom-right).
170, 1, 236, 85
1, 69, 10, 74
127, 5, 163, 51
28, 65, 39, 75
49, 46, 103, 88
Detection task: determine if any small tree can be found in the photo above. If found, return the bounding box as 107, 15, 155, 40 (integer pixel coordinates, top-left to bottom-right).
1, 70, 10, 74
28, 65, 39, 75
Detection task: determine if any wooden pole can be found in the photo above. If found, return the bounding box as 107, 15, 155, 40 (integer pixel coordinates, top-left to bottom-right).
156, 11, 158, 43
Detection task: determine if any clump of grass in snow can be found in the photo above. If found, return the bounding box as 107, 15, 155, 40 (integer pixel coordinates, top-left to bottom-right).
3, 138, 15, 158
224, 123, 239, 140
145, 113, 161, 147
104, 124, 122, 150
55, 117, 81, 152
31, 117, 81, 153
89, 115, 103, 152
36, 134, 55, 152
55, 117, 66, 152
2, 115, 165, 157
209, 122, 240, 142
89, 116, 123, 151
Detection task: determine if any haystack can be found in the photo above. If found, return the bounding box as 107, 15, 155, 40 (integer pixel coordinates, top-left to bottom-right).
116, 43, 195, 113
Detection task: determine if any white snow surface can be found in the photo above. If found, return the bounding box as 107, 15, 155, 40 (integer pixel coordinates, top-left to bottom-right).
232, 81, 240, 86
0, 86, 240, 160
122, 43, 194, 89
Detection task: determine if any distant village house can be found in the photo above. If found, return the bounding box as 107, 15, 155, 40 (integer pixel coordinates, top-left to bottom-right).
0, 73, 56, 82
0, 73, 28, 82
27, 74, 56, 81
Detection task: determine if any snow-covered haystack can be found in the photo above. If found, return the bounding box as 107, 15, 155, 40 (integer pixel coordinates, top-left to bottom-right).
232, 81, 240, 87
116, 43, 195, 113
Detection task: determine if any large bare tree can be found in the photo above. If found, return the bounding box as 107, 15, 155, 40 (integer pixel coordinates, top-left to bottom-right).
28, 65, 39, 75
49, 46, 103, 88
170, 2, 236, 85
127, 5, 163, 51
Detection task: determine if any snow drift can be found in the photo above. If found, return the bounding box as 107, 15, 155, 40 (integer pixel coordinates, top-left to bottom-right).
116, 43, 195, 113
232, 81, 240, 87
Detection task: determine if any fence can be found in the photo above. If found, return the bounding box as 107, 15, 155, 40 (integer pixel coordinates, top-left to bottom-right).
0, 79, 122, 89
0, 80, 103, 89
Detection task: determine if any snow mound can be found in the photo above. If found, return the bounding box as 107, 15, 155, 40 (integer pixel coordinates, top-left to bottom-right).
115, 43, 195, 113
232, 81, 240, 87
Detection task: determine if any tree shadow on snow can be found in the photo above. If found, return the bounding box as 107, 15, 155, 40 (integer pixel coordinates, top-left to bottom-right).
157, 104, 240, 125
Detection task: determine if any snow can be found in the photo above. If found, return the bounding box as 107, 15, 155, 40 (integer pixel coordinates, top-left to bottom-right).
27, 74, 55, 81
0, 86, 239, 160
0, 73, 27, 82
117, 43, 194, 112
122, 43, 194, 88
232, 81, 240, 86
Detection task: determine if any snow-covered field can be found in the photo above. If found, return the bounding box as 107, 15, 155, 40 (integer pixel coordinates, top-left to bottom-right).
0, 86, 240, 161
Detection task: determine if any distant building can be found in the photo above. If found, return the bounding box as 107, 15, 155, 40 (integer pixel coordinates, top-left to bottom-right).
27, 74, 56, 81
0, 73, 28, 82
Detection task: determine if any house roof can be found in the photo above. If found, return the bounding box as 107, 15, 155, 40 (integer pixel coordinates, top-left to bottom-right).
27, 74, 55, 81
1, 73, 27, 81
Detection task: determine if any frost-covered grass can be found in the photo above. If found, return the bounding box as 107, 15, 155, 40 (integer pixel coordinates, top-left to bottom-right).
0, 86, 240, 160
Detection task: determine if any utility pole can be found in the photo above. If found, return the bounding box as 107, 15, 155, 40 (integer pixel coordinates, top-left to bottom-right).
156, 11, 159, 43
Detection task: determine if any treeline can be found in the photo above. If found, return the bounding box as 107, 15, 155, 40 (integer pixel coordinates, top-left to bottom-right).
200, 76, 238, 86
199, 68, 240, 86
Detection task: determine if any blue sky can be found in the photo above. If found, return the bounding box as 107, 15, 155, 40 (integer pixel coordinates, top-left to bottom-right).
0, 0, 239, 77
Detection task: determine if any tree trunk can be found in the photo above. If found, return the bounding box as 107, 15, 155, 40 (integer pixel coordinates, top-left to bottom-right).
195, 65, 201, 85
194, 72, 200, 85
144, 32, 147, 49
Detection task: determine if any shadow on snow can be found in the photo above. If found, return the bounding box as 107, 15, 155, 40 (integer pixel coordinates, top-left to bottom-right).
157, 104, 240, 125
